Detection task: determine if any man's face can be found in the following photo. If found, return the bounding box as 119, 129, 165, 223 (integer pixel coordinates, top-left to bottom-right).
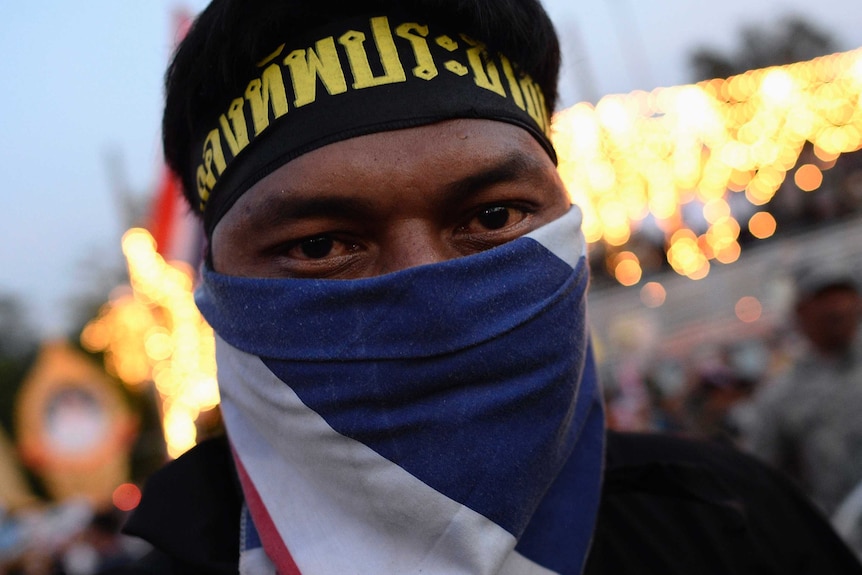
211, 119, 570, 279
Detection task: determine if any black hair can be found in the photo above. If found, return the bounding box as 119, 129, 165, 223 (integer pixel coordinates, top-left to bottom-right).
162, 0, 561, 212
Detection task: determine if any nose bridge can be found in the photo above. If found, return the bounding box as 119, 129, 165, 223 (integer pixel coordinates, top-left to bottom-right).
379, 219, 452, 274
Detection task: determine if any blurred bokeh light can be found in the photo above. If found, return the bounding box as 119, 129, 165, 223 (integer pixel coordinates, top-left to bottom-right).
82, 230, 218, 459
552, 47, 862, 280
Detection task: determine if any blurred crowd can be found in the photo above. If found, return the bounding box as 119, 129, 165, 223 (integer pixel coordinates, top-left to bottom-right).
602, 259, 862, 558
0, 501, 148, 575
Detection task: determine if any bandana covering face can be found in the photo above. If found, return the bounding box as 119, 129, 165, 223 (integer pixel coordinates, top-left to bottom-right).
195, 207, 605, 575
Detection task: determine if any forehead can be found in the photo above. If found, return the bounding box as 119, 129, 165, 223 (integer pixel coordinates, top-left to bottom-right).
281, 118, 546, 172
222, 118, 557, 216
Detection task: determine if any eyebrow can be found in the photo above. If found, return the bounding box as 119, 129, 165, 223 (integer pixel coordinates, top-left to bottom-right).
246, 194, 378, 230
245, 149, 548, 228
437, 150, 547, 205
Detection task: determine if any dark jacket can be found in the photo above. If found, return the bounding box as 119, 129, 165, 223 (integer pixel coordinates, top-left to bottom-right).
106, 432, 862, 574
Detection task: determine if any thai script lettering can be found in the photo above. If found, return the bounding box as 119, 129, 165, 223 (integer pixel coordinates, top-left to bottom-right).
195, 16, 550, 209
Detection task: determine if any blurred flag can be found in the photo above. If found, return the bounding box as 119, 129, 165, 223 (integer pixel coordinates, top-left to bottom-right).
147, 167, 203, 268
146, 8, 203, 270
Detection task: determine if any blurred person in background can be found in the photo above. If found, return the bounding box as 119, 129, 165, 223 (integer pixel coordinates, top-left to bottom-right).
684, 363, 757, 444
744, 261, 862, 520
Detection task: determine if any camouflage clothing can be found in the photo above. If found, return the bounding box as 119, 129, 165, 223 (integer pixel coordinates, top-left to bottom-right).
746, 337, 862, 516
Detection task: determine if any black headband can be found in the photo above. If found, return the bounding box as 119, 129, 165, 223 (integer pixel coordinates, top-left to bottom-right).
190, 13, 557, 237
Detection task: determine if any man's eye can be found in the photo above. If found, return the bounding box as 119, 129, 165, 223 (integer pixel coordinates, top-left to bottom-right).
298, 236, 334, 259
475, 206, 512, 230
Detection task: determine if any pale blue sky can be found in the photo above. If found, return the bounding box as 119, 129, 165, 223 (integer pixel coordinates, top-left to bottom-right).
1, 0, 860, 335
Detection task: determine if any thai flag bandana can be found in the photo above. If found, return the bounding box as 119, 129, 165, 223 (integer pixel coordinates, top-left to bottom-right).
195, 207, 605, 575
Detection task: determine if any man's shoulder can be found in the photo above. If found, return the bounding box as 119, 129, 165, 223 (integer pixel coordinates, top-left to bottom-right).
588, 431, 862, 574
605, 428, 774, 473
601, 430, 789, 512
115, 435, 241, 575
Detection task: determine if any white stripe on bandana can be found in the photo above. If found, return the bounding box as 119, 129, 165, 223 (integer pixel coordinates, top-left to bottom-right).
221, 347, 559, 575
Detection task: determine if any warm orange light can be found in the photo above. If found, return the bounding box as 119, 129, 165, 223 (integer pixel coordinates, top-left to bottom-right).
813, 145, 840, 163
735, 296, 763, 323
688, 261, 711, 280
794, 163, 824, 192
703, 199, 731, 224
613, 252, 643, 286
749, 211, 777, 239
715, 241, 742, 264
640, 282, 667, 308
112, 483, 142, 511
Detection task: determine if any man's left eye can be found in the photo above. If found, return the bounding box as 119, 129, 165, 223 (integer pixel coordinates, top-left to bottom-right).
455, 202, 535, 247
298, 236, 335, 259
476, 206, 511, 230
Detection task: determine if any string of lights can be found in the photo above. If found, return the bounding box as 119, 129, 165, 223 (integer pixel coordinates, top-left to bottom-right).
553, 47, 862, 283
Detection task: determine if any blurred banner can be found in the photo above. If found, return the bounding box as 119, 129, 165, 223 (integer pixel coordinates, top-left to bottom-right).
15, 341, 137, 509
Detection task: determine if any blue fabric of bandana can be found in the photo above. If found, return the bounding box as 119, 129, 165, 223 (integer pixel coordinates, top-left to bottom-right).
197, 210, 605, 574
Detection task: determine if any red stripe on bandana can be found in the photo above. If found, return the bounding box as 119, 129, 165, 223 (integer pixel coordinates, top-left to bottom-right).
234, 451, 303, 575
